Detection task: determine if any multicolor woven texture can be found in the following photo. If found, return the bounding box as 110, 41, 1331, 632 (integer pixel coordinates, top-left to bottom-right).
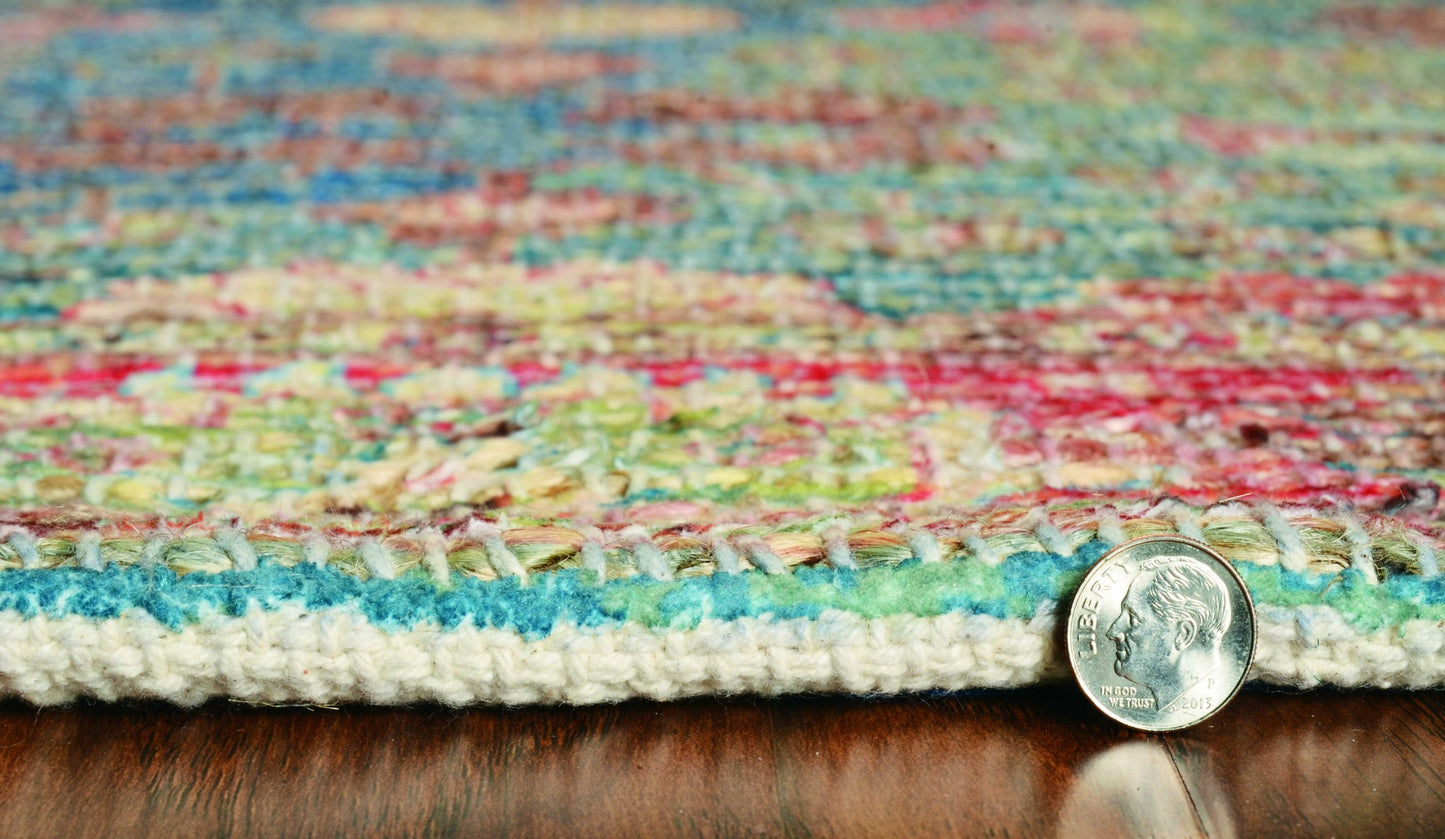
1, 0, 1444, 705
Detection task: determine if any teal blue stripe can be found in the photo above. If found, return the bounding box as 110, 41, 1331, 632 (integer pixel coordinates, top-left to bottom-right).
0, 543, 1108, 638
0, 541, 1439, 638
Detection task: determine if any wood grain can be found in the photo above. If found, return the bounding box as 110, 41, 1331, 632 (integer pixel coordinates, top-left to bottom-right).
0, 688, 1441, 837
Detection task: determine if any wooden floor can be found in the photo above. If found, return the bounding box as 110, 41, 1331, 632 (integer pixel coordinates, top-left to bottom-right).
0, 687, 1441, 838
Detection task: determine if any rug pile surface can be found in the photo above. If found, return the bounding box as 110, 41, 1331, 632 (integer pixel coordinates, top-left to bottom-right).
1, 0, 1443, 704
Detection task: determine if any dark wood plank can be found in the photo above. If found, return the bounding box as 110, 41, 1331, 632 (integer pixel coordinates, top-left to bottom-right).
0, 689, 1442, 837
770, 691, 1141, 839
0, 701, 786, 839
1166, 688, 1445, 839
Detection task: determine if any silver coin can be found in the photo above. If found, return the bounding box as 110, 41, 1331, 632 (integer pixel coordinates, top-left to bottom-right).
1066, 535, 1256, 731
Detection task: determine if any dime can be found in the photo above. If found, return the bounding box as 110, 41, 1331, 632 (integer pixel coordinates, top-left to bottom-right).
1066, 535, 1256, 731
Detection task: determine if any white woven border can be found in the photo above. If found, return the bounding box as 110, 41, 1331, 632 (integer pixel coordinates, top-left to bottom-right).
0, 604, 1440, 705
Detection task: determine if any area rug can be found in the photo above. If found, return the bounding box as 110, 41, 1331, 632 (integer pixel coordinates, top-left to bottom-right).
1, 0, 1442, 705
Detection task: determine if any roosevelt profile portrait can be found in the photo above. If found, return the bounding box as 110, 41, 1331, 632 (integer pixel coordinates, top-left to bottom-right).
1105, 557, 1231, 712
